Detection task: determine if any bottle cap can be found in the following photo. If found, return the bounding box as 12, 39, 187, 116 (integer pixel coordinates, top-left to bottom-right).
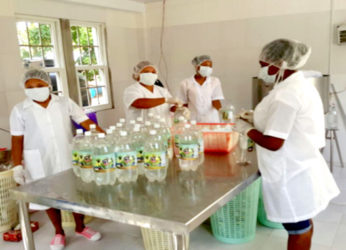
185, 124, 191, 129
178, 116, 184, 121
148, 113, 154, 117
119, 118, 126, 123
145, 121, 151, 126
76, 129, 83, 135
137, 117, 144, 122
120, 130, 127, 136
154, 123, 160, 129
149, 130, 157, 135
85, 131, 91, 136
190, 120, 197, 125
129, 120, 136, 124
116, 123, 123, 127
110, 125, 116, 130
106, 129, 113, 134
133, 126, 140, 132
98, 133, 105, 138
90, 124, 96, 129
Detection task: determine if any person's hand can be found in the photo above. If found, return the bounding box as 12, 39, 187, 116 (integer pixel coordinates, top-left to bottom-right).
237, 110, 254, 125
165, 97, 183, 106
235, 119, 254, 135
12, 165, 25, 185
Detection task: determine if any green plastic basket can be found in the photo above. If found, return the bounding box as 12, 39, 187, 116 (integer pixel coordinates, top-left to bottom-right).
210, 179, 260, 244
257, 181, 283, 229
141, 228, 189, 250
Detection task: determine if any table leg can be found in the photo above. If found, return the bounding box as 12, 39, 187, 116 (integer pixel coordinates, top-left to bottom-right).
172, 232, 189, 250
18, 200, 35, 250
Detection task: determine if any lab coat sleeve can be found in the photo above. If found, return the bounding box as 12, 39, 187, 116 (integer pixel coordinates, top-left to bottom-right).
177, 80, 188, 104
9, 106, 25, 136
211, 78, 224, 100
67, 98, 89, 124
263, 90, 300, 140
123, 86, 142, 109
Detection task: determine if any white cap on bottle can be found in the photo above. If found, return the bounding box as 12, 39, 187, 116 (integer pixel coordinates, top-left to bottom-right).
148, 113, 154, 118
98, 133, 105, 138
160, 118, 166, 123
119, 118, 126, 123
190, 120, 197, 125
116, 123, 123, 127
85, 131, 91, 136
154, 123, 160, 129
129, 120, 136, 124
137, 117, 144, 122
120, 130, 127, 136
76, 129, 83, 135
145, 121, 151, 126
178, 116, 185, 122
185, 124, 191, 129
149, 130, 157, 135
90, 124, 96, 129
106, 129, 113, 134
133, 126, 140, 132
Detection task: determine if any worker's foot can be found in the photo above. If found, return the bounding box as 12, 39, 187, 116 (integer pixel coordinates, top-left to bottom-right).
76, 227, 101, 241
50, 234, 65, 250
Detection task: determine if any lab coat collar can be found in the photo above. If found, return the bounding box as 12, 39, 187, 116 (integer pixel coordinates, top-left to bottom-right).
273, 71, 304, 90
23, 94, 55, 109
192, 75, 211, 86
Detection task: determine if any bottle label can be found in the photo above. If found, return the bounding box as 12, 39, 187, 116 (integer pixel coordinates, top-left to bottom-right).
179, 144, 199, 160
137, 147, 144, 164
72, 150, 79, 167
144, 152, 167, 169
79, 151, 93, 169
222, 110, 234, 122
116, 152, 137, 170
92, 154, 115, 172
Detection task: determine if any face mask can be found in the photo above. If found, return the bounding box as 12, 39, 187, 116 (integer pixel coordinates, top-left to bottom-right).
258, 66, 277, 84
198, 66, 213, 77
24, 87, 50, 102
139, 73, 158, 86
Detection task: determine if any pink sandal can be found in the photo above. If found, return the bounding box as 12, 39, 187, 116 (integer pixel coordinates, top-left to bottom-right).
76, 227, 101, 241
50, 234, 65, 250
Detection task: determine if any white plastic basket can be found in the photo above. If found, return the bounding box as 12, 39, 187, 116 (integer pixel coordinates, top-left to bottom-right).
0, 169, 18, 232
141, 228, 189, 250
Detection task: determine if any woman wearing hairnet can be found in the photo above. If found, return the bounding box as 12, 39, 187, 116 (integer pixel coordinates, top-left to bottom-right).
123, 61, 184, 123
177, 55, 224, 123
237, 39, 339, 250
10, 69, 102, 250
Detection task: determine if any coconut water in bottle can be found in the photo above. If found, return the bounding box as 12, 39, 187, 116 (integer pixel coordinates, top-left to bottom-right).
131, 125, 145, 175
79, 131, 94, 183
115, 131, 138, 183
178, 124, 199, 171
72, 129, 84, 177
191, 120, 204, 165
143, 130, 168, 182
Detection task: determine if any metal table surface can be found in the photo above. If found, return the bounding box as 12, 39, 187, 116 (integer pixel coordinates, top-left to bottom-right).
11, 147, 259, 250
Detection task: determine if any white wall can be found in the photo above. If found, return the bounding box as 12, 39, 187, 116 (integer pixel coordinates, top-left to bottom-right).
0, 0, 145, 148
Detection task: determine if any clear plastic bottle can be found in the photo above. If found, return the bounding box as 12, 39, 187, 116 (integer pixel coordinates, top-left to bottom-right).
127, 120, 136, 131
220, 104, 235, 123
147, 112, 154, 122
79, 131, 94, 183
173, 106, 187, 124
136, 116, 144, 125
191, 120, 204, 165
173, 117, 186, 158
115, 131, 138, 183
106, 129, 117, 184
72, 129, 84, 177
132, 125, 145, 175
178, 124, 199, 171
142, 121, 153, 135
327, 103, 338, 129
143, 130, 168, 182
92, 133, 116, 185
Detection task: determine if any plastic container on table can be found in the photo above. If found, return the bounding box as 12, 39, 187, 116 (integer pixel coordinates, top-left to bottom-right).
0, 169, 18, 233
196, 123, 238, 153
210, 178, 260, 244
141, 227, 189, 250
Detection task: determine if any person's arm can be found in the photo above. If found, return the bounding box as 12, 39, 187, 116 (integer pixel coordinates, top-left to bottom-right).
11, 135, 24, 166
212, 100, 222, 110
247, 129, 284, 151
131, 98, 166, 109
80, 119, 104, 133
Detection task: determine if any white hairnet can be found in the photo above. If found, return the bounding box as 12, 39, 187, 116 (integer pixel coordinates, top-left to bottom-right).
259, 39, 311, 70
132, 61, 158, 80
192, 55, 212, 67
22, 69, 51, 88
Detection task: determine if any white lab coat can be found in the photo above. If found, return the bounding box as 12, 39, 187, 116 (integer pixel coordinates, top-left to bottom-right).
10, 95, 88, 209
254, 71, 340, 223
123, 82, 172, 123
178, 76, 224, 123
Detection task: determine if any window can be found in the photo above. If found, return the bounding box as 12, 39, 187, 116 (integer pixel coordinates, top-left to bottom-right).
16, 17, 68, 96
71, 22, 111, 109
15, 17, 112, 110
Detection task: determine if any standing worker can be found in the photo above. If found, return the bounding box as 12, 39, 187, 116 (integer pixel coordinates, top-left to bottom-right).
123, 61, 184, 123
237, 39, 340, 250
178, 55, 224, 123
10, 69, 103, 250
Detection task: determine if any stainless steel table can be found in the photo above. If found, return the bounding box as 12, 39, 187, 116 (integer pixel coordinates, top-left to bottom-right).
11, 148, 259, 250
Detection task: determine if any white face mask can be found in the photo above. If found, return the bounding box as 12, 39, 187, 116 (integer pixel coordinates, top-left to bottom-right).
24, 87, 50, 102
198, 66, 213, 77
258, 66, 277, 84
139, 73, 158, 86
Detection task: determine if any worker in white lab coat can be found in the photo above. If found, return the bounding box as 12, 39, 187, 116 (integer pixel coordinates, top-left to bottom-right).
123, 61, 184, 124
237, 39, 339, 250
10, 69, 102, 250
178, 55, 224, 123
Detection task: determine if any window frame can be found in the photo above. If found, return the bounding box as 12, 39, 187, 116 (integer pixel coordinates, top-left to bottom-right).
15, 15, 69, 97
70, 20, 112, 111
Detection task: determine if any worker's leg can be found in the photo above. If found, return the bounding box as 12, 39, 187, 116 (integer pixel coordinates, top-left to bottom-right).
283, 219, 313, 250
46, 208, 64, 235
72, 212, 85, 233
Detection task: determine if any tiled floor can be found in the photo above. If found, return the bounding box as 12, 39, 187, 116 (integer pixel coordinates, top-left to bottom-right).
1, 167, 345, 250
